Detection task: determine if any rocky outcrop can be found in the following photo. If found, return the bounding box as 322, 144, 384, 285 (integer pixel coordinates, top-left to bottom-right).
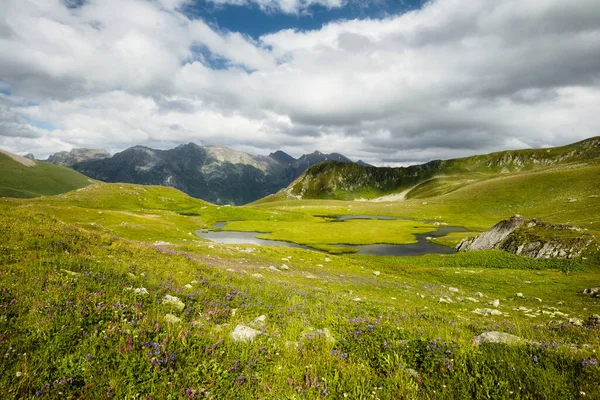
457, 216, 598, 259
47, 148, 110, 167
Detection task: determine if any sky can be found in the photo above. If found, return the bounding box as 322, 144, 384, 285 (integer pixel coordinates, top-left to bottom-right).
0, 0, 599, 166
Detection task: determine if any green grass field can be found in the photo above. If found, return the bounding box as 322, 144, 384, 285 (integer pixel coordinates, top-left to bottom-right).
0, 152, 93, 198
1, 144, 600, 398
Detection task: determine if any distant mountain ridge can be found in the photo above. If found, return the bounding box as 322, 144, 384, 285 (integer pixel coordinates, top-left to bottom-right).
47, 148, 110, 167
284, 136, 600, 201
48, 144, 363, 205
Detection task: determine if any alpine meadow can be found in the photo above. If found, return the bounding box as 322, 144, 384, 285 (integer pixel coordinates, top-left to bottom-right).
1, 0, 600, 399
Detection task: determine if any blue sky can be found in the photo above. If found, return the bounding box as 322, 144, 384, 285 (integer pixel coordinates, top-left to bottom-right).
0, 0, 598, 164
185, 0, 426, 39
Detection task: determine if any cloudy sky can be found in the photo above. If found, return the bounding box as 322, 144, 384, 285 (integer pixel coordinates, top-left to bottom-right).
0, 0, 599, 165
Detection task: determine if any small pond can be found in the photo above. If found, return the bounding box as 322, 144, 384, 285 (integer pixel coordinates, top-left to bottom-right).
195, 215, 468, 256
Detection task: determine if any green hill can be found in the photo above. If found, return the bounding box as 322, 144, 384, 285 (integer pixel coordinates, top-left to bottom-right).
286, 136, 600, 202
0, 150, 94, 197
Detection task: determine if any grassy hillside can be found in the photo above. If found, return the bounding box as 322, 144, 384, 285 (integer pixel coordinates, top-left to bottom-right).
0, 151, 93, 197
2, 139, 600, 398
287, 136, 600, 200
2, 188, 600, 399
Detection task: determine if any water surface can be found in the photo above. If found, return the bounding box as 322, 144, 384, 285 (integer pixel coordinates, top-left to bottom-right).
196, 216, 467, 256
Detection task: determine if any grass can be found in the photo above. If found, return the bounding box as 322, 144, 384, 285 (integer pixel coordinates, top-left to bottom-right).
1, 164, 599, 398
223, 218, 436, 248
0, 153, 93, 198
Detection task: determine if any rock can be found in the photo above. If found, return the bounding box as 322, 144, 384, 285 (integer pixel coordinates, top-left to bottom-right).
164, 314, 181, 324
475, 292, 484, 297
457, 215, 526, 252
252, 273, 263, 278
583, 288, 600, 297
183, 284, 193, 290
231, 325, 261, 343
473, 331, 524, 346
163, 295, 185, 311
439, 297, 454, 304
466, 297, 480, 303
373, 271, 381, 276
268, 266, 281, 273
316, 264, 323, 267
325, 257, 331, 262
61, 269, 81, 277
456, 216, 596, 259
491, 299, 500, 308
280, 264, 289, 270
133, 287, 149, 295
516, 293, 524, 298
533, 297, 542, 302
569, 318, 584, 326
449, 287, 459, 293
250, 315, 266, 329
406, 368, 419, 377
473, 308, 503, 316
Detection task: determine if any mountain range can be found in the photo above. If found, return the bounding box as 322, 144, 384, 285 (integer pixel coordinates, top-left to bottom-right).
45, 143, 368, 205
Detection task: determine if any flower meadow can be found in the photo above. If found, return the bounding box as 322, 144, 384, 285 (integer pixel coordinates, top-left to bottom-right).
1, 202, 600, 399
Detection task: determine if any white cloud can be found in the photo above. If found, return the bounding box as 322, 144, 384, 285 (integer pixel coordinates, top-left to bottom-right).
0, 0, 599, 162
207, 0, 345, 15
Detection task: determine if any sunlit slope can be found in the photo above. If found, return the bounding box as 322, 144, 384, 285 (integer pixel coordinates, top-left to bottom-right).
0, 151, 93, 197
287, 136, 600, 200
410, 163, 600, 232
254, 163, 600, 236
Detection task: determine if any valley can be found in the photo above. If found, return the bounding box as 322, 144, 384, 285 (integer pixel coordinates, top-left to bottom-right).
1, 138, 599, 399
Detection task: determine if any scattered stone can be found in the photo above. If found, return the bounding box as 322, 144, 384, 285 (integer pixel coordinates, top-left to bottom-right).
439, 297, 454, 304
465, 297, 480, 303
268, 266, 281, 273
449, 287, 459, 293
183, 284, 193, 290
325, 257, 331, 262
569, 318, 584, 326
305, 274, 316, 279
316, 264, 323, 267
491, 299, 500, 308
164, 314, 181, 324
352, 297, 361, 302
406, 368, 419, 378
475, 292, 484, 298
163, 295, 185, 311
473, 331, 524, 346
133, 287, 149, 295
252, 273, 263, 278
533, 297, 542, 302
280, 264, 289, 270
231, 308, 237, 316
231, 325, 261, 343
516, 293, 524, 298
373, 271, 381, 277
473, 308, 503, 316
250, 315, 267, 329
60, 269, 81, 277
583, 288, 600, 298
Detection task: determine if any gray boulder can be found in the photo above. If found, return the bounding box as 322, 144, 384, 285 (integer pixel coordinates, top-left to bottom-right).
474, 331, 524, 346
